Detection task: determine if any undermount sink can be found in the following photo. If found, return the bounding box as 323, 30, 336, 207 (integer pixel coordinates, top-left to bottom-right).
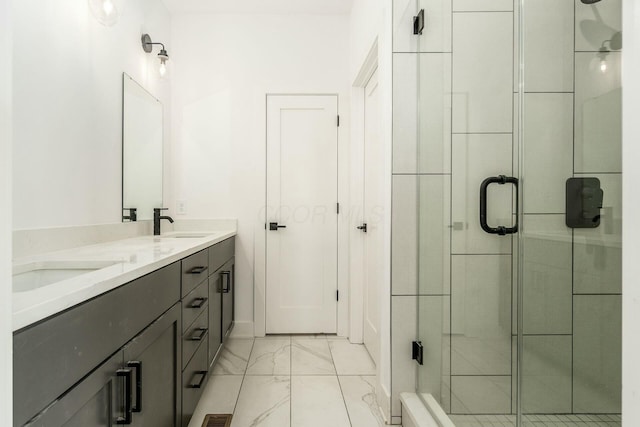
13, 260, 121, 293
160, 232, 215, 239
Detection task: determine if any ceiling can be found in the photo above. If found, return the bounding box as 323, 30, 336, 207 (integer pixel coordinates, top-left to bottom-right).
162, 0, 355, 15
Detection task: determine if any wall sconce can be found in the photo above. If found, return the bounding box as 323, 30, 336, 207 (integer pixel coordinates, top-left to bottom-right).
141, 34, 170, 78
88, 0, 121, 26
597, 31, 622, 74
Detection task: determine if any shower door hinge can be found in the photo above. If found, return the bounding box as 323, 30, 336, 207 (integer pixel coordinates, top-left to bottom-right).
336, 290, 339, 301
337, 203, 340, 214
337, 115, 340, 127
412, 341, 424, 365
413, 9, 425, 35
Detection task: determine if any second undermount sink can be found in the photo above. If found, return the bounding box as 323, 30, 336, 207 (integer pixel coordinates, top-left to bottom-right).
13, 260, 121, 293
160, 232, 215, 239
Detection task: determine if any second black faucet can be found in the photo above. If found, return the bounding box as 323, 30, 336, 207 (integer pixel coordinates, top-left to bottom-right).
153, 208, 174, 235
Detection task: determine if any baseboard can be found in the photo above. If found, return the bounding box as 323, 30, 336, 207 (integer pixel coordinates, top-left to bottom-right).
229, 321, 254, 338
377, 378, 392, 424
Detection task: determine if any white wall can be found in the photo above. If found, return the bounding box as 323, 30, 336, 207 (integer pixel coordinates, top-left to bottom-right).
170, 13, 351, 331
622, 0, 640, 424
1, 0, 12, 421
350, 0, 386, 82
12, 0, 172, 230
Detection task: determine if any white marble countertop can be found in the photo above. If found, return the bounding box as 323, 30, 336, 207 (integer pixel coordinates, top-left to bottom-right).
12, 229, 236, 332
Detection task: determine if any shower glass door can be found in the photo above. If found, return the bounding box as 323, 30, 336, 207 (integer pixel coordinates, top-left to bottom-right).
517, 0, 622, 425
399, 0, 623, 425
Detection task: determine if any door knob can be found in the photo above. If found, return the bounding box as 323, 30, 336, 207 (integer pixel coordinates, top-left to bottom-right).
269, 222, 287, 231
357, 223, 368, 233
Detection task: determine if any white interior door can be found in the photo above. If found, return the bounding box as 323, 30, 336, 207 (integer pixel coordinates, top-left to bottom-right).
266, 95, 338, 334
363, 70, 382, 363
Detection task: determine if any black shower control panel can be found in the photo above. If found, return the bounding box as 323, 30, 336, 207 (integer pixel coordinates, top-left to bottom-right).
566, 177, 604, 228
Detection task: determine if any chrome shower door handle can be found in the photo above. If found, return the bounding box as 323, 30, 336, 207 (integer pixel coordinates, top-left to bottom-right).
479, 175, 519, 235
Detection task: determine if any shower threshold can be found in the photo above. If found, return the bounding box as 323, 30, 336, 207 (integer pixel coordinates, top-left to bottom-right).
449, 414, 621, 426
400, 393, 621, 427
400, 393, 454, 427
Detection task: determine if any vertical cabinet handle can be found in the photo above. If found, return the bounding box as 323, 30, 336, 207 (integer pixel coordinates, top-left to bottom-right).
116, 368, 133, 425
127, 361, 142, 413
221, 271, 231, 293
479, 175, 519, 235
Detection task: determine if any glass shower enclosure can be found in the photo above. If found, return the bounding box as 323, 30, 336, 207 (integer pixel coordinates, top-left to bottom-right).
392, 0, 622, 425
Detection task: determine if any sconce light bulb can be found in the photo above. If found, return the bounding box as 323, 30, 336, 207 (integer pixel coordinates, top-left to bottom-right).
159, 60, 167, 77
102, 0, 114, 16
600, 58, 608, 73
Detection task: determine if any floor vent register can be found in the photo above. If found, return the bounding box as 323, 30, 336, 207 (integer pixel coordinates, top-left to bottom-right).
202, 414, 233, 427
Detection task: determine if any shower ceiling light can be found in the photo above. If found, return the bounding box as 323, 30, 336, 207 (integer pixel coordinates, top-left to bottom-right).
141, 34, 170, 78
88, 0, 121, 27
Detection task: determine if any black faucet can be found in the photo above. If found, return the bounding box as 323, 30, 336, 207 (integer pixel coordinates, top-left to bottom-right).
122, 208, 137, 222
153, 208, 174, 235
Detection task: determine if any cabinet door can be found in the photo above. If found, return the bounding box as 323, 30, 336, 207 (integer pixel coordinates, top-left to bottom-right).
24, 352, 124, 427
221, 258, 235, 341
123, 304, 181, 427
208, 271, 222, 366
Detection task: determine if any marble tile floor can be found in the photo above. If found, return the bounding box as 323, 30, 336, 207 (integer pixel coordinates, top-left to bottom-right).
449, 414, 622, 427
188, 335, 385, 427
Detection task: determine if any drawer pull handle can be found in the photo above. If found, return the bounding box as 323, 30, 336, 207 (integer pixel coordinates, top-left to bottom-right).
188, 370, 208, 389
188, 266, 208, 275
116, 368, 133, 424
189, 327, 208, 341
189, 297, 208, 309
127, 361, 142, 413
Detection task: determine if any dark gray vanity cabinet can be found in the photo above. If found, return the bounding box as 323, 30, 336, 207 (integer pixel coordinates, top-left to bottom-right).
23, 305, 181, 427
14, 236, 236, 427
14, 264, 182, 427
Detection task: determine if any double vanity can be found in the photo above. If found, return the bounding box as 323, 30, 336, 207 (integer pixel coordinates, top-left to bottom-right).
12, 227, 236, 427
10, 70, 230, 426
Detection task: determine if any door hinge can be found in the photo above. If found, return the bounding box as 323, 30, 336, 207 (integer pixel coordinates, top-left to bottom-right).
413, 9, 425, 35
336, 290, 339, 301
336, 203, 340, 214
337, 115, 340, 127
412, 341, 424, 365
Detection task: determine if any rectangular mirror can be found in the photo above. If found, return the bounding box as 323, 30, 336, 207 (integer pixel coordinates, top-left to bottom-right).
122, 73, 163, 221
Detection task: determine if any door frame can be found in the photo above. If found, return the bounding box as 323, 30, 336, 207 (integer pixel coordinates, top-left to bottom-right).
254, 93, 348, 337
349, 40, 379, 344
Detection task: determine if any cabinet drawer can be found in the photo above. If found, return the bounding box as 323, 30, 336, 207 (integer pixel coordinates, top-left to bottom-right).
182, 341, 208, 427
208, 237, 234, 274
182, 309, 208, 370
182, 280, 208, 333
181, 249, 209, 297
